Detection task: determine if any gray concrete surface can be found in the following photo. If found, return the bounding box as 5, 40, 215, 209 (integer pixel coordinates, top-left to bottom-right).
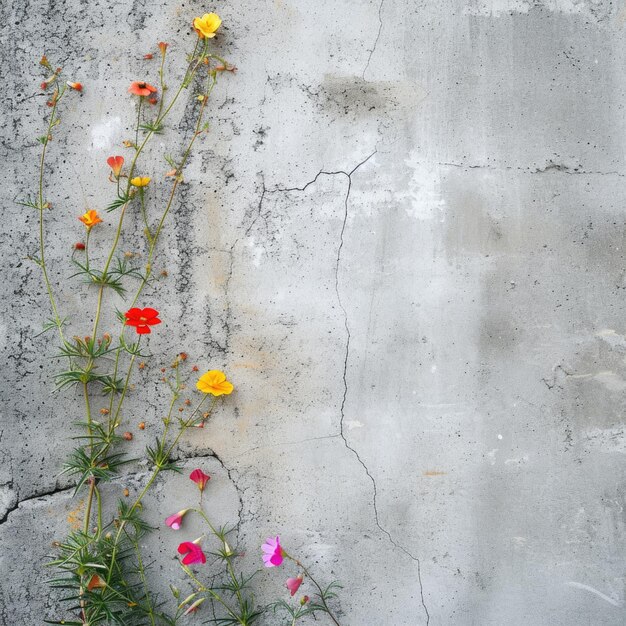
2, 0, 626, 623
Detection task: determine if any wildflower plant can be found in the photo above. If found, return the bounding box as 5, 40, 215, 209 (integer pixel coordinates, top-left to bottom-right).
29, 9, 343, 626
30, 12, 238, 625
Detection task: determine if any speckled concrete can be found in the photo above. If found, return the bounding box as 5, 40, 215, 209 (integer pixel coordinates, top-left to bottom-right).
2, 0, 626, 624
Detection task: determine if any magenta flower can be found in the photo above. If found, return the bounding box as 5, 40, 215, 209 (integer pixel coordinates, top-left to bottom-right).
178, 541, 207, 565
189, 468, 210, 491
286, 575, 303, 596
165, 509, 189, 530
262, 535, 284, 567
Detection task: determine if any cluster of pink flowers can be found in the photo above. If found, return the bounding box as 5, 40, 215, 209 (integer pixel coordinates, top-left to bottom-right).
165, 474, 308, 604
164, 469, 212, 564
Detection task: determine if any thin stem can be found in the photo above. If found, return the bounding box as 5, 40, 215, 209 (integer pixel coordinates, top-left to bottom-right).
108, 349, 138, 436
95, 484, 103, 530
196, 507, 244, 608
135, 96, 142, 148
83, 480, 95, 534
139, 188, 153, 243
291, 558, 341, 626
37, 85, 68, 346
84, 228, 91, 271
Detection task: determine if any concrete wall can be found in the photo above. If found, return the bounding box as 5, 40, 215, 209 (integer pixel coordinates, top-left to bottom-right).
1, 0, 626, 623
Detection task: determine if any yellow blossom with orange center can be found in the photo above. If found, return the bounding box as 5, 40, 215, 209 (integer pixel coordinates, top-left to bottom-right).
193, 13, 221, 39
196, 370, 233, 396
130, 176, 151, 187
78, 209, 103, 229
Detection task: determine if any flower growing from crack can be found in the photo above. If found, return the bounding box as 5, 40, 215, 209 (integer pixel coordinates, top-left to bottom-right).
262, 536, 285, 567
196, 370, 233, 396
286, 575, 303, 596
107, 155, 124, 178
78, 209, 103, 229
124, 307, 161, 334
128, 81, 157, 97
193, 13, 221, 38
189, 468, 210, 491
178, 539, 206, 565
130, 176, 151, 187
166, 509, 190, 530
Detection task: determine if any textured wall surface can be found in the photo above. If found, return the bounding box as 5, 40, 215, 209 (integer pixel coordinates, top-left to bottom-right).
2, 0, 626, 624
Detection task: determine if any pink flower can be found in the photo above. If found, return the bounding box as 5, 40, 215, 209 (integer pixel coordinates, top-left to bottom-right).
165, 509, 189, 530
189, 469, 210, 491
262, 535, 284, 567
286, 575, 303, 596
178, 541, 206, 565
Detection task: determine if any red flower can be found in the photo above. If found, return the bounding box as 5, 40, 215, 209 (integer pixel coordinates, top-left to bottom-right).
178, 541, 206, 565
107, 156, 124, 178
143, 53, 153, 60
67, 81, 82, 91
74, 242, 86, 250
124, 307, 161, 334
128, 81, 157, 97
189, 468, 210, 491
158, 42, 168, 53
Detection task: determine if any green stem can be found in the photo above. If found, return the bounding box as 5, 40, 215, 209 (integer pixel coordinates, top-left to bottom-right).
95, 484, 103, 530
135, 96, 142, 148
108, 348, 138, 436
139, 187, 153, 243
37, 85, 68, 347
291, 558, 341, 626
83, 479, 95, 534
84, 228, 91, 271
195, 506, 244, 609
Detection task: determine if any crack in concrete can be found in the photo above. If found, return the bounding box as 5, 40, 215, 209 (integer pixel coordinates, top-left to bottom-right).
363, 0, 385, 80
331, 151, 431, 625
172, 448, 244, 536
0, 483, 74, 526
439, 160, 625, 177
226, 154, 431, 622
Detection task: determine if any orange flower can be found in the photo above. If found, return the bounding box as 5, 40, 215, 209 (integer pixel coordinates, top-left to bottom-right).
143, 53, 153, 60
107, 155, 124, 178
193, 13, 221, 39
78, 209, 103, 229
66, 81, 82, 91
157, 42, 168, 54
87, 575, 106, 591
196, 370, 233, 396
128, 81, 157, 97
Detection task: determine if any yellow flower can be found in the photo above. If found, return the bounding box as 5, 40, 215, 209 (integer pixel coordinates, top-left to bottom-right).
130, 176, 151, 187
78, 209, 103, 229
196, 370, 233, 396
193, 13, 221, 39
